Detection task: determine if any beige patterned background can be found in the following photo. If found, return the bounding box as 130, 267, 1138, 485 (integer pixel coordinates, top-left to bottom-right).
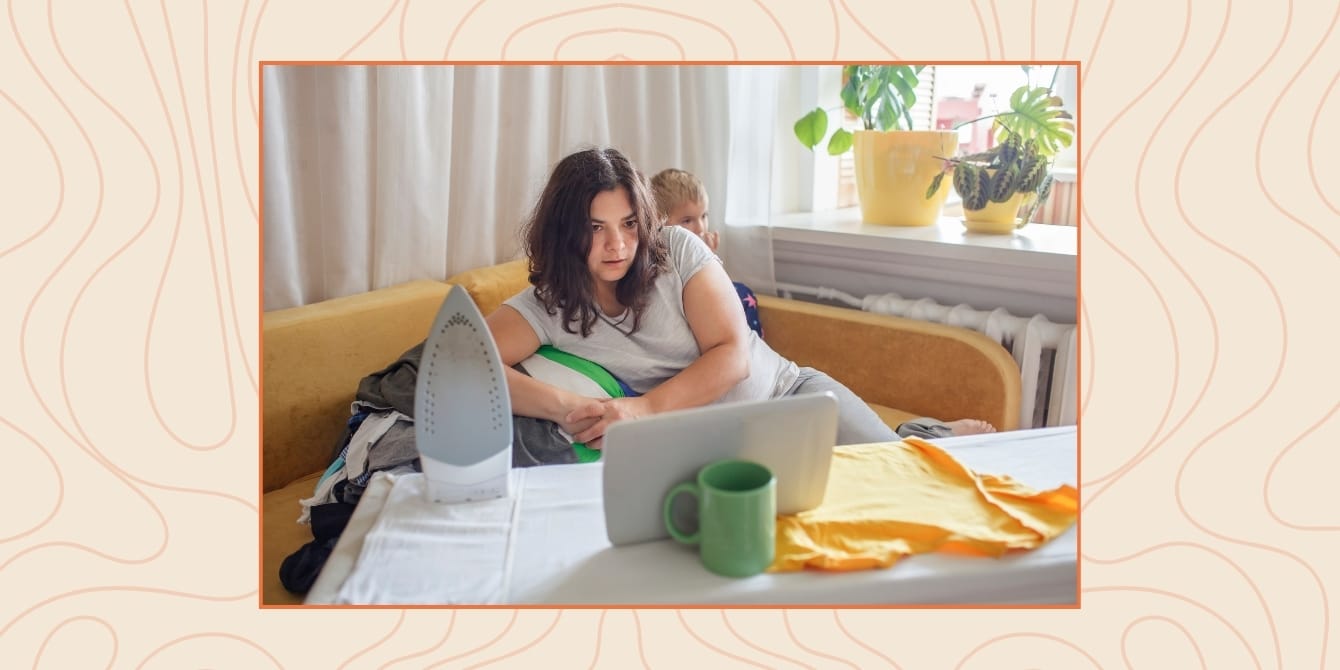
2, 0, 1336, 666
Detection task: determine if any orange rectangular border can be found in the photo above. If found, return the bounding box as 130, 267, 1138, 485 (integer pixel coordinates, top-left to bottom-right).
256, 60, 1082, 611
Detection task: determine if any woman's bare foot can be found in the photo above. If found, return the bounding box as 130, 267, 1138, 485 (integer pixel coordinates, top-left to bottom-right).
946, 419, 996, 436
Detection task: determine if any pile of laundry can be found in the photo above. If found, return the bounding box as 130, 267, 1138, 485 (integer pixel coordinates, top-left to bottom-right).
278, 341, 630, 594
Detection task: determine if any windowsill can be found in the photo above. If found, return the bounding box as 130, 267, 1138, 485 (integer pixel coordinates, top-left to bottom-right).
1052, 165, 1077, 181
770, 208, 1076, 271
767, 208, 1077, 323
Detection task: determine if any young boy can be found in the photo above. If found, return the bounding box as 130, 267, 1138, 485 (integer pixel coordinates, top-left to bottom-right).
650, 168, 761, 338
648, 168, 993, 438
650, 169, 718, 253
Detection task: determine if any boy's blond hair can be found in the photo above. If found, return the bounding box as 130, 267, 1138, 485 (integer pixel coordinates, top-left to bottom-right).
650, 168, 708, 220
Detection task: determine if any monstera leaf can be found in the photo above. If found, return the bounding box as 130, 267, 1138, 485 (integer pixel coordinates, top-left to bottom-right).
993, 85, 1075, 157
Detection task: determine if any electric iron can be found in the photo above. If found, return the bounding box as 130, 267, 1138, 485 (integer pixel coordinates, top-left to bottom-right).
414, 285, 512, 503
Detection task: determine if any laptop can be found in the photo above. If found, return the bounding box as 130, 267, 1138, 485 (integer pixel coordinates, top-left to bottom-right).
600, 392, 839, 546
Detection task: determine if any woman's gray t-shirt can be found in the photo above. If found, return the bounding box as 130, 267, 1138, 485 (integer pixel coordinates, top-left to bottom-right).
503, 225, 798, 404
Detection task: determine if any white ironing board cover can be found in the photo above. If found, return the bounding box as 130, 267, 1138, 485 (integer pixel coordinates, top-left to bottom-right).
305, 426, 1078, 605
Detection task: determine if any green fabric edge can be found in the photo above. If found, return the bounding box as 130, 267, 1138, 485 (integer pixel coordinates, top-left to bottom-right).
533, 345, 624, 463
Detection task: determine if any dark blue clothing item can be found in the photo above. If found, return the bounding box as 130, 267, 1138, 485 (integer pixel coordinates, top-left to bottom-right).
734, 281, 763, 339
279, 500, 355, 595
614, 376, 640, 398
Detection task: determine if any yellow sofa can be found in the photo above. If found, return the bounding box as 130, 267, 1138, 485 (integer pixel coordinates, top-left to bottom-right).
261, 259, 1021, 604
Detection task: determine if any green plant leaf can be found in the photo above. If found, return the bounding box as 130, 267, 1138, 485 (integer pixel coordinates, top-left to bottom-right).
821, 64, 924, 135
827, 128, 853, 155
925, 170, 945, 199
891, 68, 918, 129
994, 85, 1075, 157
891, 67, 918, 108
793, 107, 828, 150
873, 68, 891, 127
1019, 173, 1055, 225
1009, 84, 1028, 112
858, 69, 880, 129
876, 88, 896, 130
840, 75, 860, 118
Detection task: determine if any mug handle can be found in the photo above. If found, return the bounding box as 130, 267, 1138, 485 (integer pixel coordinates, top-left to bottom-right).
663, 482, 700, 545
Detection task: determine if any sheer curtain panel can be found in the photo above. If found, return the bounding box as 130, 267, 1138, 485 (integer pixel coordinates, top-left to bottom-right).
262, 64, 778, 311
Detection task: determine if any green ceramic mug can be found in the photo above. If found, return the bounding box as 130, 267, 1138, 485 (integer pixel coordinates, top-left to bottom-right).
662, 459, 776, 577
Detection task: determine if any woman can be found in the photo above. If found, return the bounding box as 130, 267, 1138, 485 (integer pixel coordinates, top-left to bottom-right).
486, 147, 991, 449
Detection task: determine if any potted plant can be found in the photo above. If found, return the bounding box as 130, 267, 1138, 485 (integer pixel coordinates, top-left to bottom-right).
794, 65, 958, 227
925, 74, 1075, 234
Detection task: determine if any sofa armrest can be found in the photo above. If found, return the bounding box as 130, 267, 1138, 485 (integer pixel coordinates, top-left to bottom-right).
756, 295, 1021, 431
262, 280, 450, 492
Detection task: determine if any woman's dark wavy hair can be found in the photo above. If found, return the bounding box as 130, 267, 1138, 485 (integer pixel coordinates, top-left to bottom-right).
523, 147, 669, 337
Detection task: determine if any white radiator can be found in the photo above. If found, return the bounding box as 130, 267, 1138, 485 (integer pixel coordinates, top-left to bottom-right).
776, 284, 1077, 429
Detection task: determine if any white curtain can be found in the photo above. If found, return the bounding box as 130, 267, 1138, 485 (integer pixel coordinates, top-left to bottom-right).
721, 66, 781, 293
263, 64, 779, 311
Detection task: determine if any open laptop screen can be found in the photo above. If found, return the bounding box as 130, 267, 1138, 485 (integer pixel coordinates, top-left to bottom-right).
600, 392, 839, 546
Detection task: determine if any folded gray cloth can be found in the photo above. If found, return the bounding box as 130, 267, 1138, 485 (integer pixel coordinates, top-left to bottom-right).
353, 341, 576, 468
355, 343, 423, 416
513, 416, 578, 467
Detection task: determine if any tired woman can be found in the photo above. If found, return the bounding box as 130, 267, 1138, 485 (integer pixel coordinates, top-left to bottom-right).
485, 147, 992, 449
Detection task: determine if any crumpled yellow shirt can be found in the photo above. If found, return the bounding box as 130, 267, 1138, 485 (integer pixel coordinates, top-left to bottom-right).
770, 438, 1077, 572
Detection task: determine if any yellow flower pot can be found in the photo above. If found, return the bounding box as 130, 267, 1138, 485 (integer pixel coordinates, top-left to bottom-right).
853, 130, 958, 227
962, 179, 1036, 234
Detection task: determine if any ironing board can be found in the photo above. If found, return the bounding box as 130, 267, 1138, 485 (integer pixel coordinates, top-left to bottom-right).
305, 426, 1078, 605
